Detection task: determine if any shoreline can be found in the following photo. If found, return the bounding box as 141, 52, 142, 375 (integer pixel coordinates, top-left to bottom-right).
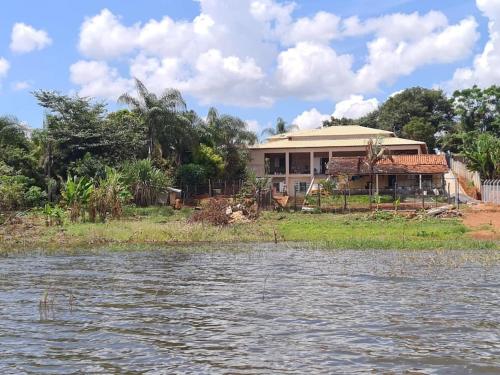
1, 209, 498, 254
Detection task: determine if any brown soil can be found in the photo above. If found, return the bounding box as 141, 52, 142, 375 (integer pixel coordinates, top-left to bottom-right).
457, 176, 481, 199
462, 204, 500, 240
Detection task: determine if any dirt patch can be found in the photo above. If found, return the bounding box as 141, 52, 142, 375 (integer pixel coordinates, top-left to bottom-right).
462, 204, 500, 240
457, 176, 481, 199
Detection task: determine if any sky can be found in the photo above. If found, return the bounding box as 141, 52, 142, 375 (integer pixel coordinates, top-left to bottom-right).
0, 0, 499, 135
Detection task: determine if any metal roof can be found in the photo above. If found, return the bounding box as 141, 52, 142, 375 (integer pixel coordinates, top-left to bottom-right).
250, 137, 425, 150
267, 125, 394, 140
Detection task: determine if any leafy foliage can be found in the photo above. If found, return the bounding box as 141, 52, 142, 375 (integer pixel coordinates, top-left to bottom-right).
122, 159, 169, 206
61, 175, 94, 222
461, 133, 500, 179
261, 117, 299, 136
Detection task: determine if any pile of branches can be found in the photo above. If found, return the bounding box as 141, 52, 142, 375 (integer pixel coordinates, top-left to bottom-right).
190, 198, 230, 226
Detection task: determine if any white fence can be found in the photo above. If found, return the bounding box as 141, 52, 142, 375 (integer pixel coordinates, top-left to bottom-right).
449, 157, 482, 190
482, 180, 500, 204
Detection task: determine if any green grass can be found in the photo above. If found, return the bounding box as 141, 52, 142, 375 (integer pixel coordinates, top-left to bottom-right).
263, 211, 491, 250
0, 206, 497, 253
305, 194, 393, 206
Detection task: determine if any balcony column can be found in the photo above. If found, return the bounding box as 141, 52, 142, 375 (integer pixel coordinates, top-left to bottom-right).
285, 152, 290, 194
310, 151, 314, 179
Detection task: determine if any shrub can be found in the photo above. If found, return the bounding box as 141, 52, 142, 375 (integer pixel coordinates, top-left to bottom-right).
0, 175, 28, 210
190, 198, 229, 226
61, 175, 94, 222
122, 159, 169, 206
24, 186, 47, 207
42, 204, 65, 226
88, 167, 129, 222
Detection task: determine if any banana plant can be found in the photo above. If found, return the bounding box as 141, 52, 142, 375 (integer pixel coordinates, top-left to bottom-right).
61, 175, 94, 222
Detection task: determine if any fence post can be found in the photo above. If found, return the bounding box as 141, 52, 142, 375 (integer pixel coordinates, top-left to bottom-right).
317, 184, 321, 211
294, 184, 297, 211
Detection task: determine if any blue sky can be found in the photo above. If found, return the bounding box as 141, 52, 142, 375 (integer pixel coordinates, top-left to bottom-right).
0, 0, 497, 133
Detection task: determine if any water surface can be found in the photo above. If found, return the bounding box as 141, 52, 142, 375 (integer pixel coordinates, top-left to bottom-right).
0, 245, 499, 374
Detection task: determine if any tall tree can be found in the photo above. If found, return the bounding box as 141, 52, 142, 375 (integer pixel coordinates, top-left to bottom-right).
33, 90, 108, 177
375, 87, 453, 138
364, 137, 392, 209
118, 78, 186, 160
204, 107, 257, 181
452, 85, 500, 135
0, 116, 37, 178
402, 117, 436, 152
261, 117, 298, 137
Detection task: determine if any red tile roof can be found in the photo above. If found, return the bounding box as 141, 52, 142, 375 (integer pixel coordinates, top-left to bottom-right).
328, 154, 448, 175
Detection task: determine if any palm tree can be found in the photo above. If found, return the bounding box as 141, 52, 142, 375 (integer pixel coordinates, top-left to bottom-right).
205, 107, 257, 150
204, 107, 257, 181
261, 117, 299, 137
118, 78, 186, 159
364, 137, 392, 209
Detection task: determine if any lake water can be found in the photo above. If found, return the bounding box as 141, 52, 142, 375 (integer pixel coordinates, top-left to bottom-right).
0, 245, 499, 374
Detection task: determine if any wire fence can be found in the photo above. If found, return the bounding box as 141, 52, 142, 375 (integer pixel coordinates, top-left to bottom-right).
482, 180, 500, 205
301, 187, 451, 212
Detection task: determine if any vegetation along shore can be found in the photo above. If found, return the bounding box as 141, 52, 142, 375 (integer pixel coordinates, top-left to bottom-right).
1, 80, 499, 254
1, 204, 498, 254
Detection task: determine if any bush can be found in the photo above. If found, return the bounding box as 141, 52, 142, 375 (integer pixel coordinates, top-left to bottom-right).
190, 198, 229, 226
24, 186, 47, 207
88, 167, 129, 222
42, 204, 65, 226
61, 175, 94, 222
0, 175, 28, 210
122, 159, 170, 206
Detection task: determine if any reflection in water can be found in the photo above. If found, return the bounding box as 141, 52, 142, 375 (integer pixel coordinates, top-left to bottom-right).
0, 245, 499, 374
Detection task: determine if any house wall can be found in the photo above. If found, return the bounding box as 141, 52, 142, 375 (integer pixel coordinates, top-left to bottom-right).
249, 145, 422, 178
249, 145, 424, 197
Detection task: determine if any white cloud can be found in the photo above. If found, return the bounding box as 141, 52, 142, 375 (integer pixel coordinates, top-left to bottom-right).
11, 81, 31, 91
277, 42, 355, 100
282, 11, 341, 45
292, 108, 330, 129
79, 9, 138, 59
333, 95, 379, 119
70, 60, 133, 100
343, 11, 449, 41
71, 2, 481, 107
356, 16, 478, 92
0, 58, 9, 79
448, 0, 500, 89
10, 23, 52, 53
245, 119, 261, 134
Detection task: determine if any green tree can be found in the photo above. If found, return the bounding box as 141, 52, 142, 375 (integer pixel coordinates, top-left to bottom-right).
104, 109, 148, 162
193, 144, 224, 180
322, 117, 357, 127
402, 117, 436, 152
461, 133, 500, 179
364, 137, 392, 209
122, 159, 169, 206
452, 85, 500, 135
261, 117, 298, 136
375, 87, 453, 137
119, 78, 186, 160
33, 91, 108, 177
203, 107, 257, 181
0, 116, 37, 178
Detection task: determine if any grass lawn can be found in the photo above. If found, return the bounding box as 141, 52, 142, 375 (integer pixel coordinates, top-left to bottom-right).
0, 206, 497, 253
